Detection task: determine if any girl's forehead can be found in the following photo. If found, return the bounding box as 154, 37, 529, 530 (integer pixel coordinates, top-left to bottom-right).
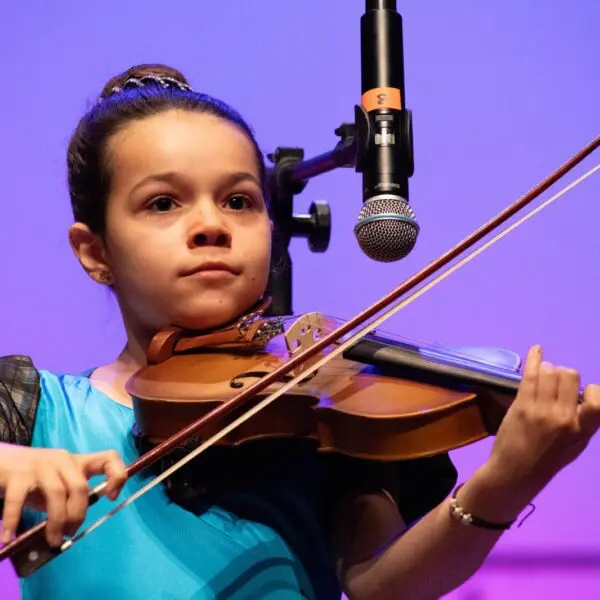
107, 110, 259, 186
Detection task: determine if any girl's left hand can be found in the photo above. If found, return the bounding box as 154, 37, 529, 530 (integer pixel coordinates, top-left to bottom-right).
486, 345, 600, 498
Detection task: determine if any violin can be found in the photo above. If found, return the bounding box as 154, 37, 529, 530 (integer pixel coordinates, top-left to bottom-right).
1, 135, 599, 578
130, 309, 521, 462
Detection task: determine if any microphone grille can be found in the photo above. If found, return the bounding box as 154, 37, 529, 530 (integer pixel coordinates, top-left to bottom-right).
354, 195, 419, 262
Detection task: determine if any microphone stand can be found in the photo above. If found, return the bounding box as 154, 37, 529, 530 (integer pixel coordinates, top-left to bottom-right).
264, 96, 389, 317
265, 0, 412, 316
264, 121, 362, 317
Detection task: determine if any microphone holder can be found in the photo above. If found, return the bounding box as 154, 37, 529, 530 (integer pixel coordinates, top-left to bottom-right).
264, 0, 416, 316
264, 122, 358, 316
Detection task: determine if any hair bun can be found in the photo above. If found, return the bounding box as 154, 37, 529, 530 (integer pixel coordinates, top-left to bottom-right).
99, 64, 192, 101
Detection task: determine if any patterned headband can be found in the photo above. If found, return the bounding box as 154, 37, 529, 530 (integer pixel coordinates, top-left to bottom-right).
98, 74, 192, 102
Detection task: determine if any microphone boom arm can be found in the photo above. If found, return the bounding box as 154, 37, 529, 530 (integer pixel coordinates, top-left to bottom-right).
264, 121, 360, 317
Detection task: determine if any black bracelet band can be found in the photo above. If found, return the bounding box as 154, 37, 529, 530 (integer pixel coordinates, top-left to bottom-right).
449, 483, 515, 531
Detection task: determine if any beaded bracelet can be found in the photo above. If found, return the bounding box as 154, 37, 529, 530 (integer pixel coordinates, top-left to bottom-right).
449, 483, 535, 530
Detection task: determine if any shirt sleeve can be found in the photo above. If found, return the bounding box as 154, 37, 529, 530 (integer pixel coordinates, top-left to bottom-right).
326, 452, 458, 526
0, 355, 41, 446
386, 454, 458, 524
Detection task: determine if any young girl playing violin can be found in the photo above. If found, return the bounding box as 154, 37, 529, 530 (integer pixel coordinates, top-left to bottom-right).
1, 64, 599, 600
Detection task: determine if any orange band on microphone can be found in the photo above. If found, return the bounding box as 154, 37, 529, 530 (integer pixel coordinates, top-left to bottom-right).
361, 87, 402, 112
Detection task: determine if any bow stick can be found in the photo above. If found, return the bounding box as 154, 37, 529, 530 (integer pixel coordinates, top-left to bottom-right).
2, 135, 598, 576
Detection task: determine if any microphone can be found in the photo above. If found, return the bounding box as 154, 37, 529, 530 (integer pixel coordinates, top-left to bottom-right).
354, 0, 418, 262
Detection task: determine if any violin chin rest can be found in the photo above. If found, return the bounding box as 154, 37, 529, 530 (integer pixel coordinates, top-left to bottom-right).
450, 346, 522, 372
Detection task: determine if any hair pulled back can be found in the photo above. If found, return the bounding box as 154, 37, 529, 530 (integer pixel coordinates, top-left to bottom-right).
67, 64, 269, 235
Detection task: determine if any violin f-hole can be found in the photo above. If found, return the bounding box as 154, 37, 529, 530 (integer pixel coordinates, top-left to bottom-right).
230, 370, 316, 389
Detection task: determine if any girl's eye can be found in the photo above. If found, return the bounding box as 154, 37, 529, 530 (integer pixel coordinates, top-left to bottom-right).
226, 194, 252, 210
147, 196, 177, 212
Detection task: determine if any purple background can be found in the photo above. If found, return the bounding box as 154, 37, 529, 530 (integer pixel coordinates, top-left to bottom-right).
1, 1, 599, 597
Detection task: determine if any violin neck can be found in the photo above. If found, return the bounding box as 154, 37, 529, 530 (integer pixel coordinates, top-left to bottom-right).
343, 336, 522, 396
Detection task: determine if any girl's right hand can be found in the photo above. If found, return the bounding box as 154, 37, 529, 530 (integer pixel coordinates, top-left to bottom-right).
0, 444, 127, 547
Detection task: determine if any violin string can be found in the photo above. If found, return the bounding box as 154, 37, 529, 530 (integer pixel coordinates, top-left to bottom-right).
299, 314, 516, 372
55, 161, 599, 556
331, 330, 520, 372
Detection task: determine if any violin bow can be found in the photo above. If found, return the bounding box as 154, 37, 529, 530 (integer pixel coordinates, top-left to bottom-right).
2, 136, 598, 576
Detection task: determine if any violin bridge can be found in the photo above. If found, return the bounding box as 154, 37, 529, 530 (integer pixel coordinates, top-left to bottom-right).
284, 312, 336, 377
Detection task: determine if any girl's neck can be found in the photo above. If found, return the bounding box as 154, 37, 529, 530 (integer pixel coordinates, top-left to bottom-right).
91, 300, 266, 407
88, 318, 154, 408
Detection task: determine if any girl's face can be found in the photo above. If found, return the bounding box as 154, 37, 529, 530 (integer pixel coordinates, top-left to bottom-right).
87, 109, 272, 334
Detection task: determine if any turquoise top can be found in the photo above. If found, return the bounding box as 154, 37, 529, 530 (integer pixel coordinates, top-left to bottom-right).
20, 371, 319, 599
6, 365, 456, 599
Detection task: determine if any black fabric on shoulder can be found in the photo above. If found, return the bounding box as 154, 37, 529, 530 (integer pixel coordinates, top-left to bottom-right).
326, 452, 458, 525
0, 355, 41, 446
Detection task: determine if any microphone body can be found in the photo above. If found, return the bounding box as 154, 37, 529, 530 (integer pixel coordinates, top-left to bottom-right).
354, 0, 418, 262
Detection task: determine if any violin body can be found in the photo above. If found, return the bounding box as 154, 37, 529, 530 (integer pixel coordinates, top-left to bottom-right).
127, 312, 519, 461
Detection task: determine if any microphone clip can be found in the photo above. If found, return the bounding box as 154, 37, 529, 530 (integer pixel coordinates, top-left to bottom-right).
353, 103, 414, 179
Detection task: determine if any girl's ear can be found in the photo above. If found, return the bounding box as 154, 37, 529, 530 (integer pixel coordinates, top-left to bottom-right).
68, 223, 113, 285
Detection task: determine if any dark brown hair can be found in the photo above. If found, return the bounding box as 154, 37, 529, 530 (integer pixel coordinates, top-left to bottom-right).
67, 64, 269, 235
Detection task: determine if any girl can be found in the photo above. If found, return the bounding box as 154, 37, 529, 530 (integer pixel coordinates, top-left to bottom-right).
1, 64, 599, 600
